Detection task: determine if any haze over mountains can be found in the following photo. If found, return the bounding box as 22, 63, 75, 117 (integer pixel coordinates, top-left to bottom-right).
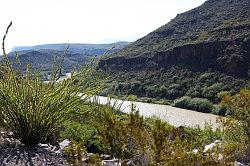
98, 0, 249, 102
3, 42, 129, 75
11, 41, 129, 55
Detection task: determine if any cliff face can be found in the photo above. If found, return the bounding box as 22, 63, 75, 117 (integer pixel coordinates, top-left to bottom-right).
99, 38, 249, 77
99, 0, 250, 78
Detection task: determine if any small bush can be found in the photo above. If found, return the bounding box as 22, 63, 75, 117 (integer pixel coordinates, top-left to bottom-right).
221, 89, 250, 144
189, 98, 214, 113
173, 96, 192, 108
173, 96, 214, 113
202, 83, 224, 102
127, 95, 137, 101
64, 141, 87, 165
212, 104, 228, 116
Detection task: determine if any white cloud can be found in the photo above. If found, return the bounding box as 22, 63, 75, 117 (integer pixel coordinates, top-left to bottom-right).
0, 0, 206, 53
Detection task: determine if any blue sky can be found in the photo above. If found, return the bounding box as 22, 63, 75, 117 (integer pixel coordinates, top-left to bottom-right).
0, 0, 206, 52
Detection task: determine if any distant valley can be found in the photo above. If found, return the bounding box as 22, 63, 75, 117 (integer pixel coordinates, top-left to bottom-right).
1, 42, 129, 77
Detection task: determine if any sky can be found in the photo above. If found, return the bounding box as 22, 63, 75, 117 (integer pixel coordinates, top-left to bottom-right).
0, 0, 206, 53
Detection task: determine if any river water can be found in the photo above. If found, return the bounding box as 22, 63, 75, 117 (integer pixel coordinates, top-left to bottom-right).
48, 74, 220, 129
92, 96, 220, 129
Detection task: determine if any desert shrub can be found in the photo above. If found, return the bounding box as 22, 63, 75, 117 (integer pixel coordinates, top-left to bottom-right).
65, 141, 102, 165
151, 119, 172, 163
60, 120, 97, 143
139, 97, 153, 103
218, 89, 250, 164
86, 103, 151, 163
221, 89, 250, 140
88, 154, 102, 165
127, 95, 137, 101
89, 104, 127, 157
149, 122, 225, 165
173, 96, 192, 108
0, 63, 101, 146
185, 124, 222, 146
62, 99, 239, 165
189, 98, 214, 113
0, 23, 102, 146
212, 104, 229, 116
186, 85, 203, 98
202, 83, 224, 102
217, 91, 229, 101
173, 96, 214, 113
221, 89, 250, 142
64, 141, 87, 165
61, 103, 109, 154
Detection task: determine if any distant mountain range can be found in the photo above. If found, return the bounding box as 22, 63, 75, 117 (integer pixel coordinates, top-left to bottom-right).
2, 42, 130, 76
11, 41, 129, 55
98, 0, 250, 102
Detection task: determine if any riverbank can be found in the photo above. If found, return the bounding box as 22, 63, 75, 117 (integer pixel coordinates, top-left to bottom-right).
91, 96, 220, 129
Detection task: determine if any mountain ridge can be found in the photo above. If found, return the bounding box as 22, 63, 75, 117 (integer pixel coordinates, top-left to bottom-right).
99, 0, 249, 78
98, 0, 250, 103
11, 41, 130, 55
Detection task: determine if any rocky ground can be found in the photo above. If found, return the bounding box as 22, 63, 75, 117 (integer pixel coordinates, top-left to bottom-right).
0, 132, 121, 166
0, 131, 67, 166
0, 131, 248, 166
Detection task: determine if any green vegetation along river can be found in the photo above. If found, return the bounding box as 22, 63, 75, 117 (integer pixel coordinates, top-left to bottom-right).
92, 96, 220, 129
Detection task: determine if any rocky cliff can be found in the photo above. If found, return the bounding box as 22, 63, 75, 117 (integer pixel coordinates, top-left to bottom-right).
99, 0, 250, 78
99, 38, 250, 77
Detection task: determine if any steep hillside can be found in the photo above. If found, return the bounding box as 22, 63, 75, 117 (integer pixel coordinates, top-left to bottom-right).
99, 0, 250, 103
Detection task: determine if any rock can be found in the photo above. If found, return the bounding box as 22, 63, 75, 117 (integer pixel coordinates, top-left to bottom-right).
218, 154, 223, 160
235, 161, 247, 166
59, 139, 71, 150
0, 136, 68, 165
102, 158, 121, 166
126, 160, 134, 165
38, 143, 49, 148
214, 140, 221, 144
101, 154, 112, 160
203, 140, 221, 153
7, 132, 14, 137
193, 148, 199, 154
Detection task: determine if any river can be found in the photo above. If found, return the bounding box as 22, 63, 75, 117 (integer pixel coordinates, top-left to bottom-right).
49, 74, 220, 129
91, 96, 220, 129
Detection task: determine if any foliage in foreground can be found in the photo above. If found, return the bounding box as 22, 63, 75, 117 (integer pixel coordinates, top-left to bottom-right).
62, 101, 247, 165
0, 22, 102, 146
219, 89, 250, 164
62, 89, 250, 165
